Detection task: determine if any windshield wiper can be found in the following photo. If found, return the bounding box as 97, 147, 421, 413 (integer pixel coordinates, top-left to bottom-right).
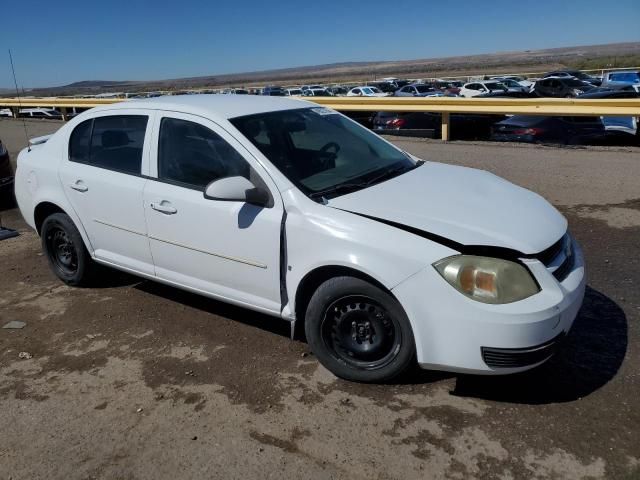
362, 160, 424, 188
309, 160, 424, 203
308, 182, 369, 202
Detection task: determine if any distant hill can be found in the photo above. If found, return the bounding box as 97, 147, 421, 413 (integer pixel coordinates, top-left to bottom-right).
10, 41, 640, 96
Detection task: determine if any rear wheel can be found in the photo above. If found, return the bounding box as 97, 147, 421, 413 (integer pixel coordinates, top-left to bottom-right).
305, 276, 415, 382
41, 213, 94, 286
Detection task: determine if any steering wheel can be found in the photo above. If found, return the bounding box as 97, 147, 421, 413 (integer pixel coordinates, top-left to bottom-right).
318, 142, 340, 165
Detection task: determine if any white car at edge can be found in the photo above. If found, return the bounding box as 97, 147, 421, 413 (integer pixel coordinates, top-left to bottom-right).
14, 95, 586, 382
346, 86, 388, 97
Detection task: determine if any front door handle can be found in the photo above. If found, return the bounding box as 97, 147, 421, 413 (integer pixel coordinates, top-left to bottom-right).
69, 180, 88, 192
150, 201, 177, 215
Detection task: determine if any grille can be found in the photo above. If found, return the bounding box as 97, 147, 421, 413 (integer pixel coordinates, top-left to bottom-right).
481, 333, 565, 369
552, 249, 574, 282
536, 234, 574, 282
536, 236, 565, 265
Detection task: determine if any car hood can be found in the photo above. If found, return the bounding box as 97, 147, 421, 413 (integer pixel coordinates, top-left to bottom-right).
328, 162, 567, 255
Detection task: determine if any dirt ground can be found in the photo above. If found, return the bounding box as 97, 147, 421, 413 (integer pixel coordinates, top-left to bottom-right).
1, 119, 639, 479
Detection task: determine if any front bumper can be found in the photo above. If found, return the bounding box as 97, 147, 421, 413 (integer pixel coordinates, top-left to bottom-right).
491, 133, 537, 143
392, 239, 586, 374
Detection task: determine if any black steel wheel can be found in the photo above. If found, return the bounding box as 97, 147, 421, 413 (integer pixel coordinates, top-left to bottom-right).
46, 226, 79, 276
41, 213, 94, 286
321, 295, 402, 370
305, 276, 415, 383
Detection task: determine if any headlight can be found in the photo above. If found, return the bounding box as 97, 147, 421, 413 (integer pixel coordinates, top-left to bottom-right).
433, 255, 540, 304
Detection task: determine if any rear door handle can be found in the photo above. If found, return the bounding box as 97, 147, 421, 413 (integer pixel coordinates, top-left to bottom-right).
69, 181, 88, 192
150, 201, 177, 215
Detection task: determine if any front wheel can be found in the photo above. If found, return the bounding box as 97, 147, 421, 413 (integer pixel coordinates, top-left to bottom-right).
305, 276, 416, 383
41, 213, 95, 286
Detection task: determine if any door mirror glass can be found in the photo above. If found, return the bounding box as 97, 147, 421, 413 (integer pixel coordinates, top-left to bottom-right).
204, 176, 270, 207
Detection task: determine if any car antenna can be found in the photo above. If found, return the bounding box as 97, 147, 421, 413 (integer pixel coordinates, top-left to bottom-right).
9, 49, 30, 152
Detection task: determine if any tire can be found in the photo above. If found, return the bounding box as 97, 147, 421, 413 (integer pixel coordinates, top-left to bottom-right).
41, 213, 94, 287
304, 276, 416, 383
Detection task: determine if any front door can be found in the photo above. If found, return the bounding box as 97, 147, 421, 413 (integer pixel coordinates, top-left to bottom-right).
143, 112, 284, 314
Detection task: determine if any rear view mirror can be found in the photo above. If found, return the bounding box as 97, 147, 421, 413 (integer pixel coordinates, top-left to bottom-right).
204, 176, 270, 207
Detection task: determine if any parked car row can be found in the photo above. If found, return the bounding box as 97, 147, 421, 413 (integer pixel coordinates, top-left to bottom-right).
249, 69, 639, 100
369, 82, 639, 145
2, 69, 637, 147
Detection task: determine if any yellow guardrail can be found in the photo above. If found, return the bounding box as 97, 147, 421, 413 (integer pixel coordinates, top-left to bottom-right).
1, 96, 639, 140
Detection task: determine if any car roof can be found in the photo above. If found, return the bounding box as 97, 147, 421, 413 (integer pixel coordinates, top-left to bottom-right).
91, 94, 315, 120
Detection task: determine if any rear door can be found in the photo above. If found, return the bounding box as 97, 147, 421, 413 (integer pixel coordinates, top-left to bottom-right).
59, 110, 155, 274
143, 112, 284, 314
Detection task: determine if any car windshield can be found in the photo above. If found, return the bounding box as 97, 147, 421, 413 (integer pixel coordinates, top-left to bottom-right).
415, 85, 434, 93
230, 108, 416, 199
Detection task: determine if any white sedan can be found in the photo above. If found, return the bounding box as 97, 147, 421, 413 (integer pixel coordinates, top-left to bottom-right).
15, 95, 585, 382
346, 86, 388, 97
459, 81, 508, 97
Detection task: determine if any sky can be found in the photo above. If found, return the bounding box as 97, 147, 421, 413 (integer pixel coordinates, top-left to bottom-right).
2, 0, 639, 88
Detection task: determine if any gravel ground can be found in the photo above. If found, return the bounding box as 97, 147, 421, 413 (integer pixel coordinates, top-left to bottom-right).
1, 119, 639, 479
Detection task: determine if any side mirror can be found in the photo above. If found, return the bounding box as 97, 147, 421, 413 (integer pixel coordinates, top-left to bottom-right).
204, 176, 270, 207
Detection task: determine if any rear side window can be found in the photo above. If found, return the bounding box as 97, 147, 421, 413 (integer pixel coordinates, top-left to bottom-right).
158, 117, 250, 189
69, 115, 148, 175
69, 119, 92, 163
610, 72, 640, 82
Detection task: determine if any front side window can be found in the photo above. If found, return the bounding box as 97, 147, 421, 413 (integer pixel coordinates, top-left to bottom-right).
231, 108, 416, 199
69, 115, 147, 175
158, 117, 250, 189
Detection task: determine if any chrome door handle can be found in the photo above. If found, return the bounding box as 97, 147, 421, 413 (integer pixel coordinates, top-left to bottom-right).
69, 181, 88, 192
150, 201, 177, 215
